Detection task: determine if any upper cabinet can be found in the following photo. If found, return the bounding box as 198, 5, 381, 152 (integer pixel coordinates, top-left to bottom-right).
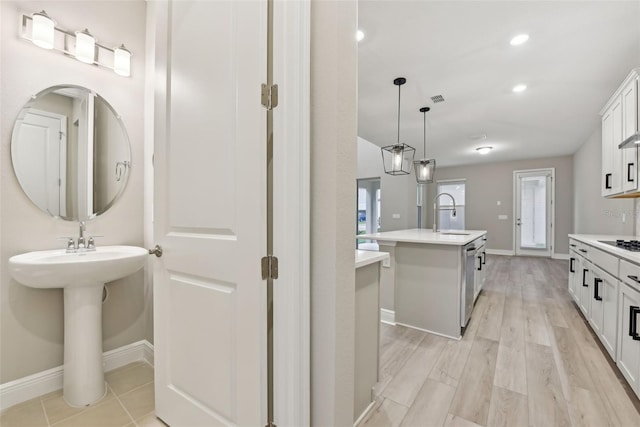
601, 69, 640, 198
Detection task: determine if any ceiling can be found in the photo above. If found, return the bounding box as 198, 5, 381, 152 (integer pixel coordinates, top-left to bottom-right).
358, 1, 640, 167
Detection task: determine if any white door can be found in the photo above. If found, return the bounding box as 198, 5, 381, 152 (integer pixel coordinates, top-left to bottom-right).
153, 1, 267, 425
514, 169, 553, 257
11, 109, 66, 216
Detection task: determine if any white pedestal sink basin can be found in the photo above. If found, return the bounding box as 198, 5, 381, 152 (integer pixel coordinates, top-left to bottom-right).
8, 246, 147, 407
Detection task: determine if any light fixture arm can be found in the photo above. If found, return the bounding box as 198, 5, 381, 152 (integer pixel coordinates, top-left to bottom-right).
394, 77, 406, 144
420, 106, 430, 157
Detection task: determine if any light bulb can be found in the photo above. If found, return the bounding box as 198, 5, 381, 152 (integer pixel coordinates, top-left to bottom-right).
392, 147, 403, 171
113, 45, 131, 76
32, 11, 54, 49
512, 84, 527, 93
419, 165, 427, 180
75, 29, 95, 64
476, 146, 493, 155
510, 34, 529, 46
356, 30, 365, 42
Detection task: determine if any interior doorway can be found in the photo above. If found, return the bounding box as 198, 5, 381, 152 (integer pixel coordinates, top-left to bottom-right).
357, 178, 381, 250
514, 168, 555, 257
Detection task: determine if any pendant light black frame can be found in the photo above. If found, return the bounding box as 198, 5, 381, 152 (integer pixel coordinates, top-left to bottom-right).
414, 106, 436, 183
381, 77, 415, 175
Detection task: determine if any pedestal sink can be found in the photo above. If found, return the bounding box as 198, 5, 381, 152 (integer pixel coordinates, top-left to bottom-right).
8, 246, 148, 407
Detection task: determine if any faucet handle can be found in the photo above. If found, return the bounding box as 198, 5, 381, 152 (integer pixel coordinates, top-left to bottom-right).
86, 236, 103, 250
57, 237, 76, 251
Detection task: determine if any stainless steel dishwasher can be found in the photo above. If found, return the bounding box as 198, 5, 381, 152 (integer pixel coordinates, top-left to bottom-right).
462, 243, 477, 327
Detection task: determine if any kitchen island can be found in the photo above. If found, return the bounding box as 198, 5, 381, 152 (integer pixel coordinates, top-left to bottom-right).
358, 229, 487, 339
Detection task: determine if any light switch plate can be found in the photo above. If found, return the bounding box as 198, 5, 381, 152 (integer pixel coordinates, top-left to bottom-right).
498, 214, 508, 220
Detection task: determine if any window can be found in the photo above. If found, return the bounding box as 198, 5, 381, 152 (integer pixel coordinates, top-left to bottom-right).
436, 180, 465, 231
356, 178, 381, 250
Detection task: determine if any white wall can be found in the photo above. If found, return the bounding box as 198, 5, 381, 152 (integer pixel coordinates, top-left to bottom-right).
357, 137, 418, 231
310, 0, 357, 424
0, 1, 149, 383
573, 128, 634, 236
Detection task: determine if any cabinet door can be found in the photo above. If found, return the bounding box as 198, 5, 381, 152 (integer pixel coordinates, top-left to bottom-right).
617, 283, 640, 395
579, 262, 591, 316
622, 78, 639, 192
589, 267, 604, 336
602, 107, 615, 197
601, 273, 618, 359
612, 99, 624, 194
568, 254, 578, 300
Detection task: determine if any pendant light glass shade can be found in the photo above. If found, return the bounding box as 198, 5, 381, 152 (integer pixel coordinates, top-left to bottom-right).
414, 106, 436, 183
113, 45, 131, 77
382, 77, 415, 175
75, 29, 96, 64
32, 11, 55, 49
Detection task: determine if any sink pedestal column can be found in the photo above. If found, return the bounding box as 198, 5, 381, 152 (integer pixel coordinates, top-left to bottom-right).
63, 284, 106, 406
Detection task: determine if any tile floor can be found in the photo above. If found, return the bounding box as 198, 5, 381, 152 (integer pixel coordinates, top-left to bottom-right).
0, 361, 164, 427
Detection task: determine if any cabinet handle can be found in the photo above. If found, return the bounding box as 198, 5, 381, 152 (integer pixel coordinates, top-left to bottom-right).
629, 306, 640, 341
570, 258, 575, 273
570, 244, 577, 247
583, 269, 589, 287
477, 255, 482, 271
594, 278, 603, 301
482, 252, 486, 265
579, 249, 587, 254
628, 163, 635, 182
628, 275, 640, 284
605, 173, 612, 189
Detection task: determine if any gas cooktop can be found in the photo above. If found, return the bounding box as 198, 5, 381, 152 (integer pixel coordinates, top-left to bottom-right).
599, 240, 640, 252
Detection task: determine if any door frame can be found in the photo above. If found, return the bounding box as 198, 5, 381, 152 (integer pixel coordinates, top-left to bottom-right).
512, 168, 555, 257
272, 1, 311, 425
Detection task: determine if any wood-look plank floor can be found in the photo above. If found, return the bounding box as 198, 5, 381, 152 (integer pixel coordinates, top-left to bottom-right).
359, 255, 640, 427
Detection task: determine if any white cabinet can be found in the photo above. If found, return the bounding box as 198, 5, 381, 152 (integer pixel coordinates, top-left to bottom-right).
579, 257, 591, 316
568, 251, 578, 300
589, 265, 618, 359
601, 69, 640, 197
618, 281, 640, 397
473, 238, 486, 302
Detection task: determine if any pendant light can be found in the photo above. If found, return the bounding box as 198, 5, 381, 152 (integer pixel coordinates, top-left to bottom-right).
413, 106, 436, 183
381, 77, 415, 175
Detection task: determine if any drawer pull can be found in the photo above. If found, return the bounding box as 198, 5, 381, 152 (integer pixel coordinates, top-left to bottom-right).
628, 275, 640, 284
630, 306, 640, 341
570, 244, 577, 247
594, 278, 602, 301
579, 249, 588, 253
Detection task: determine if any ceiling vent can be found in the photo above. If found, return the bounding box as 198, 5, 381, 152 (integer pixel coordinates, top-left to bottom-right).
430, 95, 445, 103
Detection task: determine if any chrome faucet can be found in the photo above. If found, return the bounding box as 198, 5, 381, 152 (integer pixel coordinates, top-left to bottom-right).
433, 192, 457, 232
77, 221, 86, 249
61, 221, 98, 252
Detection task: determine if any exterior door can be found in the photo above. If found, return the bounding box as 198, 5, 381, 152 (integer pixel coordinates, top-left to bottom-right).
153, 1, 267, 425
514, 169, 553, 257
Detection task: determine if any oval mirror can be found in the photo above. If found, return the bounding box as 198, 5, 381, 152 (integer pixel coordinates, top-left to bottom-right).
11, 85, 131, 221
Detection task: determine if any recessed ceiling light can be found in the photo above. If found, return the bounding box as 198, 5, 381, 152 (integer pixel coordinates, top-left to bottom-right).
356, 30, 365, 42
476, 146, 493, 155
512, 84, 527, 93
510, 34, 529, 46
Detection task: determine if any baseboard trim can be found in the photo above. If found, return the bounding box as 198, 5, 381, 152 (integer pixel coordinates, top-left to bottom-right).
380, 308, 396, 325
0, 340, 154, 412
395, 322, 461, 341
553, 253, 570, 260
354, 400, 377, 426
485, 249, 514, 256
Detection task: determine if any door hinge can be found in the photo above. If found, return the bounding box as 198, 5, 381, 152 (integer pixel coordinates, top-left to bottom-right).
261, 255, 279, 280
261, 84, 278, 110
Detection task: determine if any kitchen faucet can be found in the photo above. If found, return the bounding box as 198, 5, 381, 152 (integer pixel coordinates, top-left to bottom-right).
433, 192, 457, 232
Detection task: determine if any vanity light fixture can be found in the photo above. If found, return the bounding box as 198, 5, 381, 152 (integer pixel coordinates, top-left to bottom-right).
510, 34, 529, 46
31, 11, 55, 49
476, 146, 493, 155
20, 12, 132, 77
512, 84, 527, 93
413, 107, 436, 183
381, 77, 415, 175
75, 29, 95, 64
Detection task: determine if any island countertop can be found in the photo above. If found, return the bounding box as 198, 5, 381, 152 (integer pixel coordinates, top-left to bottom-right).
358, 229, 487, 246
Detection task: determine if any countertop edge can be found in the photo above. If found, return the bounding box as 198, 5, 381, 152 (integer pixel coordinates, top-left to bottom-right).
355, 250, 389, 269
358, 229, 487, 246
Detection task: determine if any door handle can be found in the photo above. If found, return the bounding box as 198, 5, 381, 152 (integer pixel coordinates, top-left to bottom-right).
148, 245, 163, 257
628, 163, 635, 182
583, 269, 589, 287
629, 306, 640, 341
594, 278, 603, 301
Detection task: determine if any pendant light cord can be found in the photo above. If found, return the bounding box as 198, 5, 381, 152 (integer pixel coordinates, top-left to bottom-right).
397, 83, 401, 144
423, 111, 426, 157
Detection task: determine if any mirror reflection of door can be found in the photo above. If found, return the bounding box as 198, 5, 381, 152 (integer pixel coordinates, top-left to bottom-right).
515, 169, 554, 257
357, 178, 381, 250
12, 109, 67, 217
